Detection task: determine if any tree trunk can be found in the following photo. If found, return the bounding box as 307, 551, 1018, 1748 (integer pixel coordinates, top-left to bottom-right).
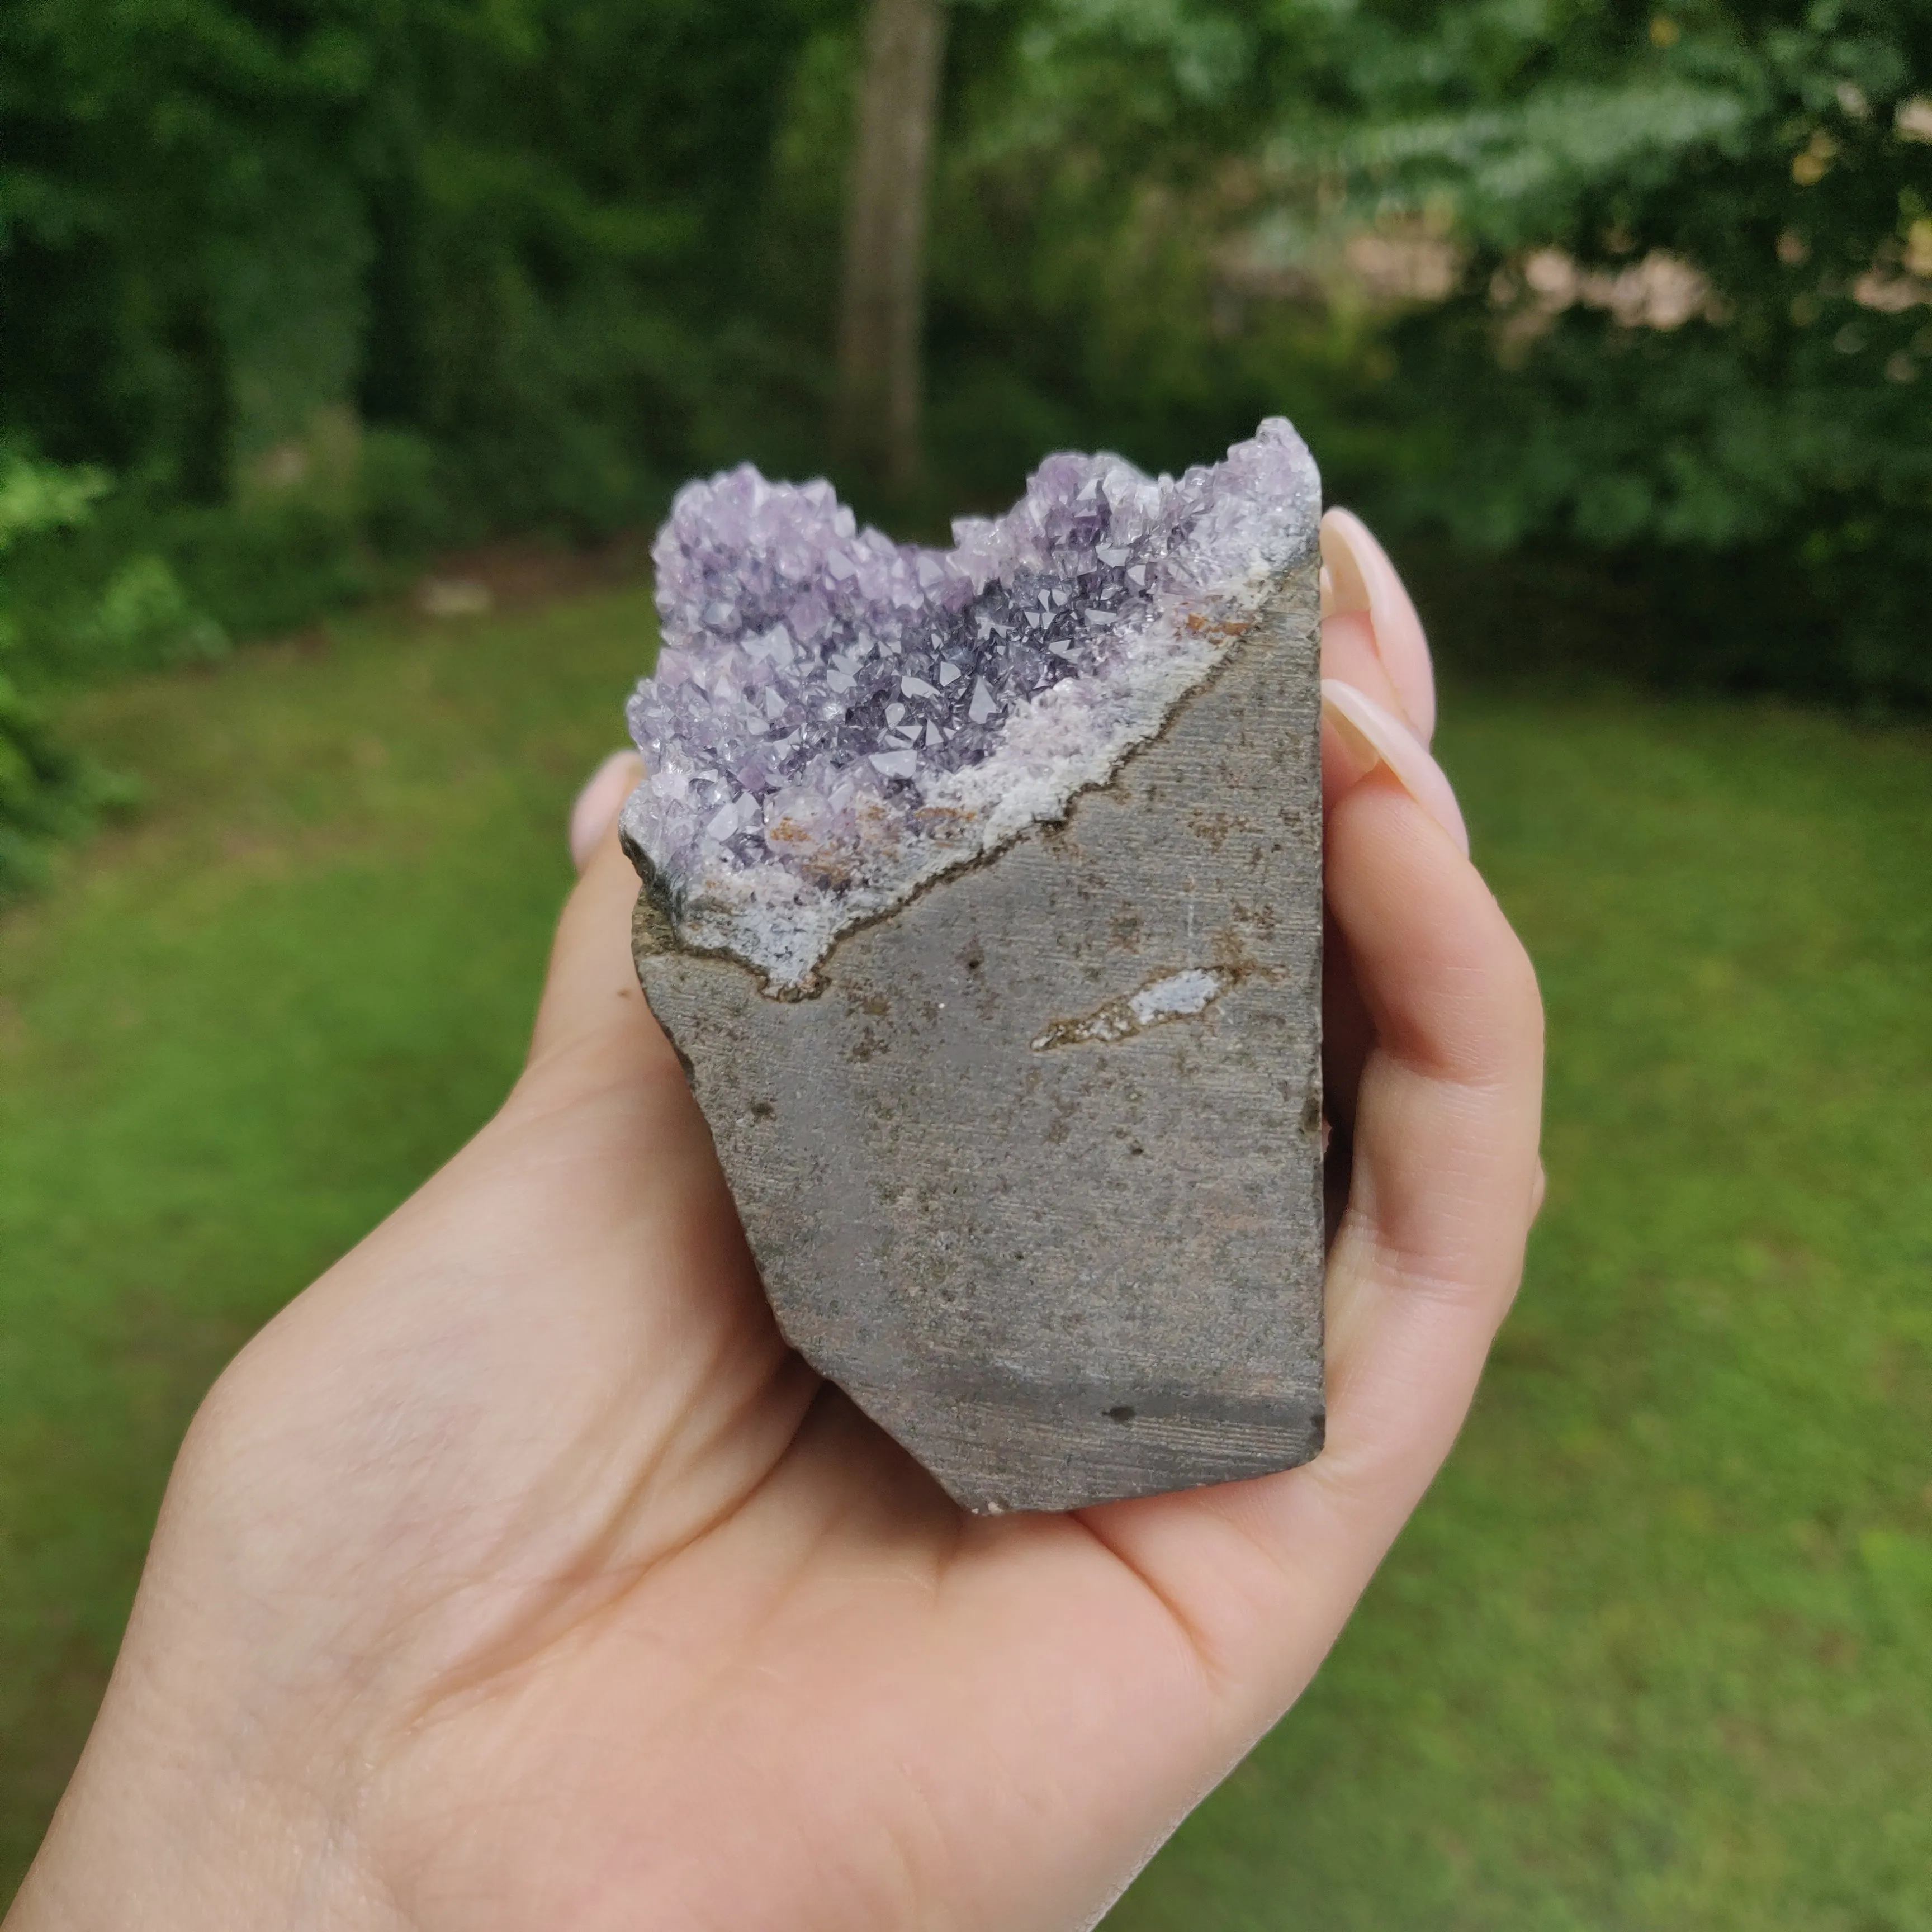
835, 0, 947, 487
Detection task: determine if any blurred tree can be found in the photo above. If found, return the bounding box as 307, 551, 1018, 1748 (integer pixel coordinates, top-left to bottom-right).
0, 0, 838, 534
835, 0, 950, 485
0, 0, 382, 503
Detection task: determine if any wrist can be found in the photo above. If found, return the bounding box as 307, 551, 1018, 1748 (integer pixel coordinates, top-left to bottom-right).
6, 1669, 387, 1932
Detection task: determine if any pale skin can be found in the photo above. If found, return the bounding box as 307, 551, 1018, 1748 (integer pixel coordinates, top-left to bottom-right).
8, 512, 1543, 1932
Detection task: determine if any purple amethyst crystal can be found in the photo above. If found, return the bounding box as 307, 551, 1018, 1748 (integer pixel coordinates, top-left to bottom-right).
621, 418, 1319, 991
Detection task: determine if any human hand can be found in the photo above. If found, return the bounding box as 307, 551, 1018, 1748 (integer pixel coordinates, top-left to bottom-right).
10, 512, 1542, 1932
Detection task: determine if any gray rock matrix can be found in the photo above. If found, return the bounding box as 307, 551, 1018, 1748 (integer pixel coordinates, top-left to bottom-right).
623, 427, 1324, 1511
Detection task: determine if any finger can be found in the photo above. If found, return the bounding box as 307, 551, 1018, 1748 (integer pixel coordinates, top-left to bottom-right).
1320, 508, 1436, 741
1319, 608, 1402, 714
1322, 679, 1466, 854
1081, 769, 1542, 1735
1320, 784, 1542, 1341
1318, 680, 1468, 1159
571, 750, 646, 873
527, 754, 679, 1084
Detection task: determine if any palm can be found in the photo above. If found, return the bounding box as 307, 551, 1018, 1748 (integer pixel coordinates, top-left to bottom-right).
14, 521, 1543, 1932
172, 913, 1244, 1931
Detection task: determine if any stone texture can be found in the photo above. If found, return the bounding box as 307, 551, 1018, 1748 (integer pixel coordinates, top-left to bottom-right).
624, 550, 1324, 1513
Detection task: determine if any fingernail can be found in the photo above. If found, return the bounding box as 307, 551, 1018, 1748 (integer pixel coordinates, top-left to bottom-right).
570, 750, 645, 873
1322, 679, 1469, 855
1320, 508, 1437, 744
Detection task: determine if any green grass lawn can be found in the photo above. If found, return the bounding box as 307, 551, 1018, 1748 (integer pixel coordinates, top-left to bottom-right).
2, 590, 1929, 1922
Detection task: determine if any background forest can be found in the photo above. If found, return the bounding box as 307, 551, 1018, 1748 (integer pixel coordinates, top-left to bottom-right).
2, 0, 1930, 888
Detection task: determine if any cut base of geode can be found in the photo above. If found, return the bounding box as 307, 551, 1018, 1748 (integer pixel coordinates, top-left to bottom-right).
623, 423, 1324, 1512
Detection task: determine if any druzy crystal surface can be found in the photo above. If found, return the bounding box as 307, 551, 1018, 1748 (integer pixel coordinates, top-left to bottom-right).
622, 418, 1319, 991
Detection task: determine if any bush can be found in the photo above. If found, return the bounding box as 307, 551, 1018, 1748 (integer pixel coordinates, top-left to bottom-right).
0, 451, 169, 894
0, 668, 136, 901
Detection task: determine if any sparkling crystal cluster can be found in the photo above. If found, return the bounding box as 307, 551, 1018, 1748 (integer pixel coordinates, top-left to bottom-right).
622, 418, 1318, 989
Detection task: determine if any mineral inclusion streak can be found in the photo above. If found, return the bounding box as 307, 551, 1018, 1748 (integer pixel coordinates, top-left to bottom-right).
622, 419, 1327, 1512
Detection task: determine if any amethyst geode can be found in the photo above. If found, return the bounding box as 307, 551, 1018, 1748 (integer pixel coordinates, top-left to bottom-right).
623, 419, 1319, 990
621, 423, 1325, 1512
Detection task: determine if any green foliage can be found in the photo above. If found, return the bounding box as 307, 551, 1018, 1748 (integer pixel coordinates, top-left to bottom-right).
0, 0, 844, 532
0, 453, 147, 894
926, 0, 1932, 698
0, 673, 83, 899
0, 458, 109, 543
83, 556, 228, 670
2, 0, 1927, 701
1327, 0, 1932, 699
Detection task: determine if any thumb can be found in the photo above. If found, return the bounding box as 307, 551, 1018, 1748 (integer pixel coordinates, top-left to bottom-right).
526, 752, 674, 1080
569, 749, 645, 871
